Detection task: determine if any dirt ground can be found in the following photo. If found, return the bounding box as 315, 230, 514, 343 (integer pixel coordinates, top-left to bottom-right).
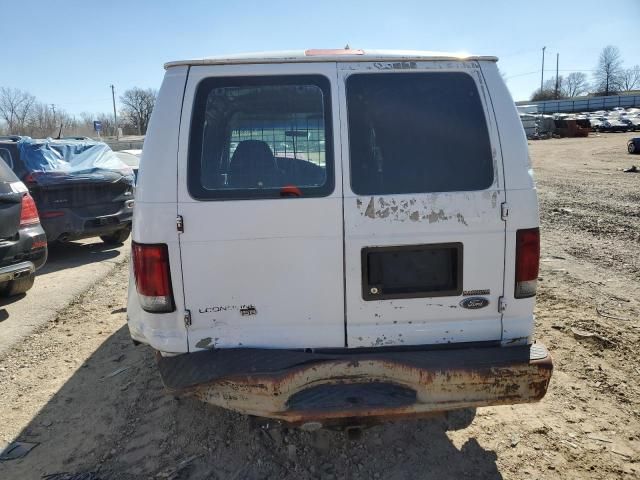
1, 133, 639, 479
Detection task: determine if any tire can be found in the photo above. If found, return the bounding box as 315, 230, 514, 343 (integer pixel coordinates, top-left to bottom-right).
1, 273, 35, 297
100, 227, 131, 245
629, 142, 637, 154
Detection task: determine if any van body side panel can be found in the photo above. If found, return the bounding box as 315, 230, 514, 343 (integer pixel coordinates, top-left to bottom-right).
177, 63, 346, 350
338, 61, 507, 348
479, 62, 539, 344
127, 66, 189, 353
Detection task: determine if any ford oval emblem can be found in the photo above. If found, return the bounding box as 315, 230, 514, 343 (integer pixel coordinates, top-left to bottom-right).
460, 297, 490, 309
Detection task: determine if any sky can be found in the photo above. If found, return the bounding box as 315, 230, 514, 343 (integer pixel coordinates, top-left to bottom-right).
2, 0, 639, 116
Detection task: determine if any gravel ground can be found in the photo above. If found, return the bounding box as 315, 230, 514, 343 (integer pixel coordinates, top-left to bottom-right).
0, 133, 639, 479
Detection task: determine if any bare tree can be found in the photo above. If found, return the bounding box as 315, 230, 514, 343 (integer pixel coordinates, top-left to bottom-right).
563, 72, 590, 97
119, 87, 157, 135
0, 87, 37, 133
0, 87, 104, 138
593, 46, 624, 96
531, 76, 564, 101
620, 65, 640, 92
21, 102, 77, 138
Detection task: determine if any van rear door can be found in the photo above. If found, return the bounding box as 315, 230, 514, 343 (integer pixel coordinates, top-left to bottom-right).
338, 62, 506, 347
177, 63, 345, 350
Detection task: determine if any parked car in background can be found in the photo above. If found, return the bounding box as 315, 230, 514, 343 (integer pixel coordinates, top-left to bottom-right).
0, 156, 47, 296
128, 49, 553, 427
594, 118, 629, 133
628, 137, 640, 154
115, 149, 141, 183
619, 117, 640, 131
588, 118, 604, 131
0, 136, 135, 245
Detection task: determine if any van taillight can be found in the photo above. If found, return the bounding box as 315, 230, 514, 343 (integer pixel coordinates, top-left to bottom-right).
20, 193, 40, 227
132, 242, 175, 313
515, 228, 540, 298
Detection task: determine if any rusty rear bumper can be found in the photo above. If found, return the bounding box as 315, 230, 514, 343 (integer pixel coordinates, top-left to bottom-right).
156, 343, 552, 425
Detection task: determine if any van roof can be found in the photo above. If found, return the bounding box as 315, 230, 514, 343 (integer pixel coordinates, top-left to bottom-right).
164, 49, 498, 69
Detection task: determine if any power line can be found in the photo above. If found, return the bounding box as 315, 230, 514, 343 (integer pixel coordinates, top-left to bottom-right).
505, 71, 539, 80
110, 85, 119, 140
506, 68, 598, 80
53, 98, 112, 106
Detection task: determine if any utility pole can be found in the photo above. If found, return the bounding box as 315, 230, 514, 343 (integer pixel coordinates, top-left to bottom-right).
50, 104, 60, 138
540, 46, 546, 95
110, 84, 119, 140
554, 53, 560, 99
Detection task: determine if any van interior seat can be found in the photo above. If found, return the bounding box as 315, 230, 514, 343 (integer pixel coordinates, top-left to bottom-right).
229, 140, 281, 188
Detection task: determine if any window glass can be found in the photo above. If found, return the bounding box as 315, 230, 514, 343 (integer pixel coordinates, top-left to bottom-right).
346, 72, 494, 195
188, 75, 333, 200
0, 149, 13, 169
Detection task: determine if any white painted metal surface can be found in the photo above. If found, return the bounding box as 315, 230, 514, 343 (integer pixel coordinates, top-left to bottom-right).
127, 66, 188, 353
128, 53, 538, 354
337, 61, 506, 347
177, 63, 345, 350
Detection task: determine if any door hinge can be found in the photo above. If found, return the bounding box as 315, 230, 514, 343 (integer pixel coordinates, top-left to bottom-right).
183, 310, 192, 327
498, 296, 507, 313
500, 202, 509, 221
176, 215, 184, 233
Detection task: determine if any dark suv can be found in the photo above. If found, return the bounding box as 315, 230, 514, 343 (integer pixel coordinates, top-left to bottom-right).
0, 156, 47, 296
0, 136, 134, 244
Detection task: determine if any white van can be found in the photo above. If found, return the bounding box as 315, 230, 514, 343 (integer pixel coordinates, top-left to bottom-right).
128, 49, 552, 427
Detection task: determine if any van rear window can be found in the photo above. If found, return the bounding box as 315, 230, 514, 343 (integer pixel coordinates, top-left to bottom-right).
346, 72, 494, 196
188, 75, 334, 200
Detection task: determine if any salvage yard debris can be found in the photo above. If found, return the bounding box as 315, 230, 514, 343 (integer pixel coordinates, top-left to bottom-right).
570, 327, 615, 346
519, 106, 640, 139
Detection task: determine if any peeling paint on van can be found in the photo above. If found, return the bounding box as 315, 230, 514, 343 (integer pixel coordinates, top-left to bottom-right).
427, 209, 447, 223
196, 337, 213, 349
355, 192, 500, 225
364, 197, 376, 219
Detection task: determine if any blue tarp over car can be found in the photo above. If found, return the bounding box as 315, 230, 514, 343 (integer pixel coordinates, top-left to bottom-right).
17, 137, 134, 185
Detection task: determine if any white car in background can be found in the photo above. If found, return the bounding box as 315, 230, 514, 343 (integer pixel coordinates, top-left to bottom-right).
115, 149, 141, 183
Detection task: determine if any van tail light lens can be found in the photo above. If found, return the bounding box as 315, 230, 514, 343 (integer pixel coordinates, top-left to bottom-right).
515, 228, 540, 298
20, 193, 40, 227
132, 242, 175, 313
